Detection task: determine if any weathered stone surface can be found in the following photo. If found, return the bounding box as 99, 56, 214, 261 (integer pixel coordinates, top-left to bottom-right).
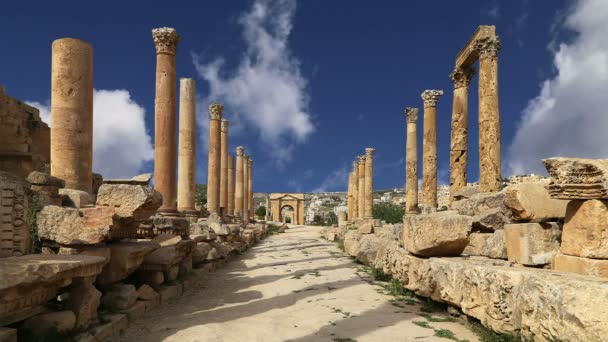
402, 212, 472, 257
37, 206, 115, 245
136, 284, 158, 301
472, 207, 510, 231
21, 310, 76, 335
561, 199, 608, 258
553, 253, 608, 278
504, 222, 561, 265
101, 283, 138, 311
66, 277, 101, 329
92, 173, 103, 194
96, 183, 161, 221
0, 171, 30, 257
543, 157, 608, 199
26, 171, 64, 187
59, 188, 94, 208
102, 173, 152, 186
343, 230, 361, 256
96, 241, 159, 287
135, 270, 164, 287
140, 236, 195, 272
58, 246, 111, 266
452, 191, 506, 216
357, 221, 374, 234
452, 184, 479, 202
152, 216, 190, 238
189, 222, 216, 241
503, 182, 568, 221
463, 231, 507, 259
30, 184, 62, 207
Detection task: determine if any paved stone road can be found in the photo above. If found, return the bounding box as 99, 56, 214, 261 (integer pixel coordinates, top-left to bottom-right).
117, 225, 479, 342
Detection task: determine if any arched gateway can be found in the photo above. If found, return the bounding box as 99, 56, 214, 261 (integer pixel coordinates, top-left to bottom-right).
267, 193, 305, 225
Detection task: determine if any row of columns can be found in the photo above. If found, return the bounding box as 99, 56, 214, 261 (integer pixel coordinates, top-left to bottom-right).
234, 147, 254, 222
346, 148, 375, 221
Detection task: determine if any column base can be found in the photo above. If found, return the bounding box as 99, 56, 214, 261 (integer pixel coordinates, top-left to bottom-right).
157, 207, 179, 216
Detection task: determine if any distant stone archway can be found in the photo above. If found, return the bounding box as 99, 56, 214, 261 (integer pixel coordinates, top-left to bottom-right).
268, 193, 305, 225
281, 205, 294, 224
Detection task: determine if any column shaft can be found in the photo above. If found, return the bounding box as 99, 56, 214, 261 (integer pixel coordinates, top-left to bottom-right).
357, 156, 366, 219
346, 172, 353, 220
206, 104, 223, 214
235, 147, 244, 218
219, 119, 229, 215
227, 155, 235, 216
248, 159, 253, 219
405, 108, 419, 214
51, 38, 93, 193
421, 90, 443, 209
242, 155, 249, 221
364, 148, 375, 218
352, 161, 359, 219
177, 78, 196, 212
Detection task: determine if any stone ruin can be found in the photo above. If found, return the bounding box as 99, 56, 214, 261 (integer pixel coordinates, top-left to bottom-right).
329, 25, 608, 341
0, 27, 268, 342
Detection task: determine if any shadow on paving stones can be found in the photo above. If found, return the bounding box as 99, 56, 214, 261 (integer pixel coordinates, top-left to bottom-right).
251, 240, 320, 251
232, 256, 340, 271
249, 243, 330, 254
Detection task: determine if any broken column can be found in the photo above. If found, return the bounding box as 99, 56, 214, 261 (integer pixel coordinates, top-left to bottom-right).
50, 38, 93, 193
449, 67, 475, 204
234, 147, 244, 220
152, 27, 179, 214
421, 90, 443, 209
177, 78, 196, 215
364, 148, 375, 219
352, 160, 359, 219
206, 103, 223, 215
242, 155, 249, 222
474, 37, 502, 193
405, 107, 419, 215
227, 155, 235, 217
219, 119, 229, 216
358, 156, 366, 219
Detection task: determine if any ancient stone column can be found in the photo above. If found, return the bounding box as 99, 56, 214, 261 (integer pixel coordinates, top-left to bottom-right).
358, 156, 366, 219
421, 90, 444, 209
235, 147, 244, 219
242, 155, 249, 221
152, 27, 180, 214
346, 172, 353, 220
206, 103, 223, 214
219, 119, 229, 216
364, 148, 375, 219
51, 38, 93, 193
474, 37, 502, 193
227, 155, 235, 216
405, 107, 419, 215
449, 67, 475, 204
248, 158, 253, 219
352, 160, 359, 219
265, 196, 270, 221
177, 78, 196, 214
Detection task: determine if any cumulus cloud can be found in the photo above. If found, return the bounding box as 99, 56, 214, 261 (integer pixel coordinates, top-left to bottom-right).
26, 100, 50, 124
193, 0, 314, 166
28, 89, 153, 179
507, 0, 608, 175
312, 164, 349, 193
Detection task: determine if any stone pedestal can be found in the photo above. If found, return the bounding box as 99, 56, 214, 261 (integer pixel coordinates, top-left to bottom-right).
475, 37, 501, 193
177, 78, 196, 214
405, 108, 419, 215
219, 119, 229, 216
357, 156, 366, 219
227, 155, 235, 217
152, 28, 179, 214
234, 147, 244, 220
449, 67, 474, 204
421, 90, 443, 209
206, 103, 223, 215
352, 161, 359, 219
51, 38, 93, 193
364, 148, 375, 218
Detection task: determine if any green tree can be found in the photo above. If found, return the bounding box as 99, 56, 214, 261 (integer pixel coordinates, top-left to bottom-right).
313, 214, 324, 225
373, 202, 404, 224
255, 205, 266, 217
325, 211, 338, 226
195, 184, 207, 207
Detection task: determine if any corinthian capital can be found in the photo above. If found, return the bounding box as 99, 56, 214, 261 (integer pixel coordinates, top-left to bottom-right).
472, 36, 501, 59
365, 148, 376, 157
450, 67, 476, 89
209, 103, 223, 120
152, 27, 179, 55
236, 146, 244, 156
358, 155, 366, 163
421, 90, 444, 107
221, 119, 229, 132
404, 107, 419, 123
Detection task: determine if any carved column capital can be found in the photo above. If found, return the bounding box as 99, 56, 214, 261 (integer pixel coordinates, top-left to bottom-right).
358, 155, 366, 163
152, 27, 180, 55
236, 146, 244, 156
421, 90, 444, 107
404, 107, 419, 123
209, 103, 223, 120
365, 148, 376, 157
221, 119, 229, 132
450, 67, 476, 89
353, 160, 359, 169
472, 36, 501, 59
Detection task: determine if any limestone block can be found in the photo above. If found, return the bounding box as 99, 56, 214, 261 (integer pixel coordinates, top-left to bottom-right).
121, 300, 146, 321
343, 230, 361, 256
21, 311, 76, 336
96, 183, 162, 221
178, 255, 193, 278
96, 241, 159, 287
0, 328, 16, 342
503, 182, 568, 221
136, 284, 158, 301
101, 283, 138, 311
472, 207, 510, 231
357, 221, 374, 234
66, 277, 101, 329
30, 184, 62, 207
206, 247, 221, 261
26, 171, 64, 188
140, 236, 195, 272
561, 199, 608, 258
543, 157, 608, 199
402, 212, 472, 257
152, 216, 190, 238
192, 242, 212, 265
0, 172, 30, 258
37, 206, 114, 245
189, 222, 216, 241
159, 285, 181, 304
452, 185, 479, 201
355, 234, 382, 265
504, 223, 561, 265
452, 191, 506, 217
102, 173, 152, 186
553, 253, 608, 278
59, 188, 95, 208
58, 246, 111, 267
85, 313, 127, 342
463, 231, 507, 259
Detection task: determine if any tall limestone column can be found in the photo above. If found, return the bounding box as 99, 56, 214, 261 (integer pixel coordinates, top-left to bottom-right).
357, 156, 366, 219
152, 27, 180, 214
248, 158, 253, 219
405, 107, 419, 215
474, 37, 502, 193
51, 38, 93, 193
206, 103, 223, 214
227, 155, 235, 216
364, 148, 375, 219
242, 155, 249, 221
219, 119, 229, 215
346, 172, 353, 220
177, 78, 196, 214
421, 90, 444, 209
352, 160, 359, 219
235, 147, 244, 219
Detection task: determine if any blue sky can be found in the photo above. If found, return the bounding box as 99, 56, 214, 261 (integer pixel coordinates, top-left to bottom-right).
4, 0, 607, 193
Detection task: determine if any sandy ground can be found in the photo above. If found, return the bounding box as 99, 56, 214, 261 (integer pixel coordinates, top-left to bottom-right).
116, 225, 479, 342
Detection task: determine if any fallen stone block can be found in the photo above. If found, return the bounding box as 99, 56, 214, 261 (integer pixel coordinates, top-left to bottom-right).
159, 285, 182, 304
136, 284, 158, 301
152, 216, 190, 238
21, 311, 75, 336
66, 276, 102, 329
357, 221, 374, 234
26, 171, 64, 188
96, 182, 161, 221
59, 188, 95, 208
0, 171, 31, 257
463, 231, 507, 259
452, 185, 479, 201
343, 230, 361, 257
101, 283, 138, 311
102, 173, 152, 186
472, 207, 510, 231
452, 192, 507, 217
121, 300, 146, 322
189, 222, 216, 241
192, 242, 212, 265
503, 182, 568, 221
96, 241, 159, 287
561, 199, 608, 258
140, 236, 195, 275
504, 222, 561, 265
402, 212, 472, 257
37, 206, 115, 245
58, 246, 111, 267
553, 253, 608, 278
543, 157, 608, 199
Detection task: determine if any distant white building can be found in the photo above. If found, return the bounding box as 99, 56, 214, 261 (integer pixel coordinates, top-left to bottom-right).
333, 205, 347, 215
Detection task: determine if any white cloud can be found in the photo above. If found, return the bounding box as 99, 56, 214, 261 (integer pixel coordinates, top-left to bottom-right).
484, 1, 500, 19
193, 0, 314, 166
28, 89, 153, 179
312, 164, 349, 193
26, 100, 50, 124
507, 0, 608, 176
